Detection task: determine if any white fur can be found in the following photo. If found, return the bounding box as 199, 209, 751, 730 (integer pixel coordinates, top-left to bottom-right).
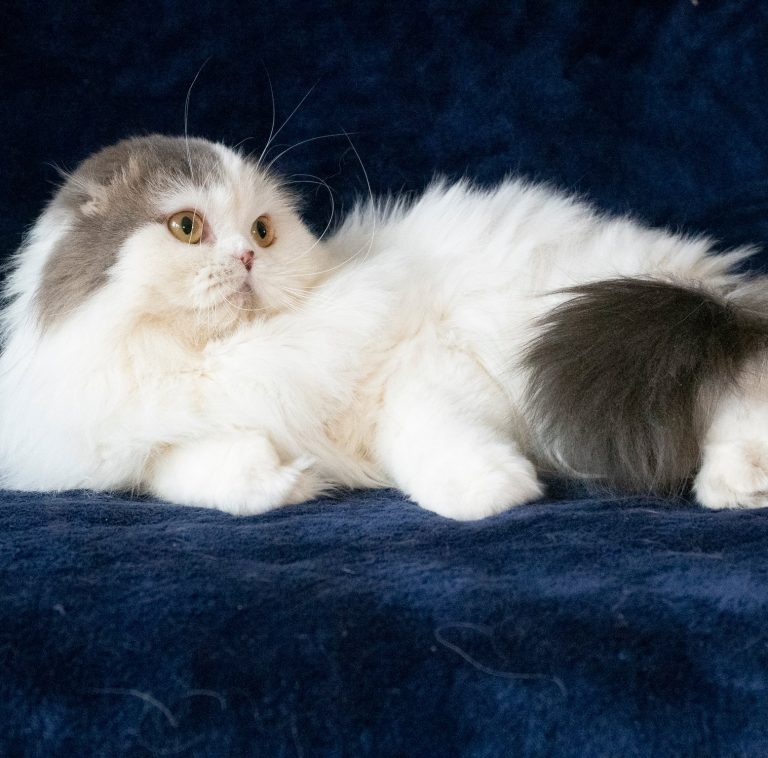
694, 360, 768, 509
0, 143, 757, 518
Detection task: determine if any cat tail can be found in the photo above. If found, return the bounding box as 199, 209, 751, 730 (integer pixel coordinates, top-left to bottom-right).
523, 277, 768, 495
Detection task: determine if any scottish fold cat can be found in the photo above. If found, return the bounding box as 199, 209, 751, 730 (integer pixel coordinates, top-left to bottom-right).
1, 135, 765, 519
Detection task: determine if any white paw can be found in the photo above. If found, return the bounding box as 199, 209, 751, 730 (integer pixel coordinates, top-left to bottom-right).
148, 435, 324, 516
226, 451, 322, 515
407, 444, 544, 521
694, 440, 768, 509
281, 455, 327, 506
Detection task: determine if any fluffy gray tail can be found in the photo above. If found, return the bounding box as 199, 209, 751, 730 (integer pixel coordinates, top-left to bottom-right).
524, 278, 768, 494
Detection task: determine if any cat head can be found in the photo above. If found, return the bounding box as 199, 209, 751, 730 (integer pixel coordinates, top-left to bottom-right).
35, 135, 326, 340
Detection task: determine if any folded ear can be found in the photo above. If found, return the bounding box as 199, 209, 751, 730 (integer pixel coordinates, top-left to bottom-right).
64, 155, 142, 218
56, 173, 109, 218
78, 183, 110, 217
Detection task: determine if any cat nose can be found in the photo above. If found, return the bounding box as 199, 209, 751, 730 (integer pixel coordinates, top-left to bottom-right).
238, 249, 255, 271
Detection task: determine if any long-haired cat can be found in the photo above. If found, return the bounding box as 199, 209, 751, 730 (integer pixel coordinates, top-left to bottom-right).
1, 134, 766, 519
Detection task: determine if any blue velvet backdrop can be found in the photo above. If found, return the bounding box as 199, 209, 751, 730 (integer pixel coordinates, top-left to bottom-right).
2, 1, 768, 755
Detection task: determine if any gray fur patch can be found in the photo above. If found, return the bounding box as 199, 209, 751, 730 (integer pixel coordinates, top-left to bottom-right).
524, 278, 768, 494
37, 135, 224, 327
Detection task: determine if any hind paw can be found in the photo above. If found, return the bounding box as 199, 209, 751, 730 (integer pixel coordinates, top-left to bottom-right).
694, 440, 768, 509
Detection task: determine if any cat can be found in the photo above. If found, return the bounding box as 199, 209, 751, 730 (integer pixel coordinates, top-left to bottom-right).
1, 133, 767, 519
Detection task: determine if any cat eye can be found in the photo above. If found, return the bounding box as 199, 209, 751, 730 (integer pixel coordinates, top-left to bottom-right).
251, 215, 275, 248
167, 210, 204, 244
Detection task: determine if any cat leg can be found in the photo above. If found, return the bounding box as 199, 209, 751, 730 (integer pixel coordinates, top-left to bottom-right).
376, 401, 543, 520
694, 366, 768, 509
145, 431, 324, 515
374, 349, 543, 520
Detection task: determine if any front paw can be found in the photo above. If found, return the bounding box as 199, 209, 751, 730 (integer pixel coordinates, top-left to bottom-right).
228, 452, 323, 515
405, 444, 544, 521
280, 455, 327, 506
147, 435, 324, 516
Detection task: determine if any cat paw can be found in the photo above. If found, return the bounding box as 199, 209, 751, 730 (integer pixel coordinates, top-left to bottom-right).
227, 451, 322, 515
407, 445, 544, 521
147, 435, 324, 516
280, 455, 327, 506
694, 440, 768, 509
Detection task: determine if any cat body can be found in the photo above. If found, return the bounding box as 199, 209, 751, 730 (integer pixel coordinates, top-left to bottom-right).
0, 135, 765, 519
319, 181, 754, 517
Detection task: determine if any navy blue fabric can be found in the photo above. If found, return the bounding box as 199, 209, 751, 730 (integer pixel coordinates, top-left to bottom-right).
2, 1, 768, 755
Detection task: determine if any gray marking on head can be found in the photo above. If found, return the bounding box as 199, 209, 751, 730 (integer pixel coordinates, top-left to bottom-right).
524, 277, 768, 495
36, 135, 225, 327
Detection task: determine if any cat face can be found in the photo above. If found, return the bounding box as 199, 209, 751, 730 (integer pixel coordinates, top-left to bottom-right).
37, 135, 325, 340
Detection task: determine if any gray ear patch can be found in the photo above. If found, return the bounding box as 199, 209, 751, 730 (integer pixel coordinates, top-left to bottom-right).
36, 135, 224, 328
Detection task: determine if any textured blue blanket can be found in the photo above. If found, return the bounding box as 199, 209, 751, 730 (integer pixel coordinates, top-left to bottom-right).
4, 489, 768, 756
3, 1, 768, 755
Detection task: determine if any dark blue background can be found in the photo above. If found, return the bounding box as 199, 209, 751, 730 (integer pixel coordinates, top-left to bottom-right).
3, 2, 768, 755
4, 2, 768, 257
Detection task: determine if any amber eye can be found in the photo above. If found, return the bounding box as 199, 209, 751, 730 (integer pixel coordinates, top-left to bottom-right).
167, 210, 204, 244
251, 215, 275, 248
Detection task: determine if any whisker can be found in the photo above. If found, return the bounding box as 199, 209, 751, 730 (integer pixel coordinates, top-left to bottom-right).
182, 58, 214, 249
197, 156, 222, 199
232, 136, 257, 150
218, 289, 276, 314
311, 131, 379, 279
225, 287, 306, 315
254, 80, 319, 172
280, 174, 336, 264
262, 132, 356, 174
290, 130, 379, 281
184, 57, 212, 179
255, 61, 277, 160
342, 129, 376, 265
278, 283, 339, 310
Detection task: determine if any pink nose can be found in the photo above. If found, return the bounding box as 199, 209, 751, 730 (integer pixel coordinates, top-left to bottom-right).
239, 249, 255, 271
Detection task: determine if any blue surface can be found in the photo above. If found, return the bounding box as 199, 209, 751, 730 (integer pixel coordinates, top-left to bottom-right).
3, 1, 768, 755
4, 490, 768, 756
